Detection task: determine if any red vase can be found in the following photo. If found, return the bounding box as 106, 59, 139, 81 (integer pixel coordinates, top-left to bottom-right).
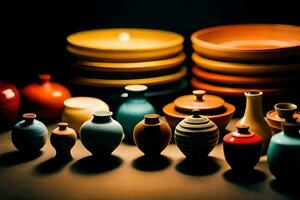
223, 123, 262, 171
22, 74, 71, 121
0, 80, 20, 128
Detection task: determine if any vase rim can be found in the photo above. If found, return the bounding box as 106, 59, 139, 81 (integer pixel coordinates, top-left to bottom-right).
125, 85, 148, 92
93, 111, 113, 118
64, 97, 106, 109
245, 90, 263, 97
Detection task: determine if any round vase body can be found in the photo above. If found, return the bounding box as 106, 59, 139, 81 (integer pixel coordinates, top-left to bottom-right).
175, 110, 219, 159
133, 114, 172, 155
11, 113, 48, 152
80, 111, 124, 156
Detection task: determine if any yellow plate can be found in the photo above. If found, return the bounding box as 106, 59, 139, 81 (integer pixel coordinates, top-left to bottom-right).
74, 53, 186, 73
67, 28, 184, 51
69, 67, 187, 87
192, 53, 300, 75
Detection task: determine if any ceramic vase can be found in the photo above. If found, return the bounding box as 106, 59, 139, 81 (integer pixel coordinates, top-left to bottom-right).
61, 97, 109, 134
0, 80, 20, 129
267, 122, 300, 181
50, 122, 77, 159
223, 123, 262, 171
133, 114, 171, 155
80, 111, 124, 156
11, 113, 48, 152
22, 74, 71, 121
175, 109, 219, 159
239, 91, 271, 154
116, 85, 156, 143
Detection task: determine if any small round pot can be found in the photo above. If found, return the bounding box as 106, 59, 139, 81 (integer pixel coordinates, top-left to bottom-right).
80, 111, 124, 156
133, 114, 171, 155
223, 123, 263, 171
11, 113, 48, 152
61, 97, 109, 134
274, 103, 298, 121
50, 122, 77, 159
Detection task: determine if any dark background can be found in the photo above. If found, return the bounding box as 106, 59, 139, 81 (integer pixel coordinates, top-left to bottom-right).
2, 0, 300, 86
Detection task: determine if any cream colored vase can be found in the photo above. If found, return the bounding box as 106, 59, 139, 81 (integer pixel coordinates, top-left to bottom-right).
239, 91, 271, 154
61, 97, 109, 134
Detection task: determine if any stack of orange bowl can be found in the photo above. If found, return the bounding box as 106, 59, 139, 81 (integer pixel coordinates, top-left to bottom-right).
190, 24, 300, 98
66, 28, 187, 110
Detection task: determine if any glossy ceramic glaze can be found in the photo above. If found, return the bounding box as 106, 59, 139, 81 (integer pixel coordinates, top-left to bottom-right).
133, 114, 171, 155
223, 124, 263, 171
70, 66, 187, 87
74, 52, 186, 73
192, 66, 295, 86
80, 111, 124, 156
175, 110, 219, 159
61, 97, 109, 133
11, 113, 48, 152
191, 24, 300, 61
50, 122, 77, 159
267, 122, 300, 181
191, 78, 289, 97
192, 53, 300, 75
116, 85, 156, 142
239, 91, 272, 154
22, 74, 71, 121
0, 80, 20, 128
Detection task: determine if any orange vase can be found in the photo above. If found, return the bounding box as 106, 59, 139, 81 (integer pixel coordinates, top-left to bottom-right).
22, 74, 71, 121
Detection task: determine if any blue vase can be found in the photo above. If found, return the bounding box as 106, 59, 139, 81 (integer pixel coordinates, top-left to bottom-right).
11, 113, 48, 152
116, 85, 156, 142
80, 111, 124, 156
267, 122, 300, 181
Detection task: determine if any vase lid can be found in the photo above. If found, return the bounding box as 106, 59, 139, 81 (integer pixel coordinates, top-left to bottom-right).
174, 90, 225, 113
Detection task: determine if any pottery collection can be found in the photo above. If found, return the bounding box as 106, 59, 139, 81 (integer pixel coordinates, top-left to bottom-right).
50, 122, 77, 159
61, 96, 109, 134
0, 80, 20, 128
174, 109, 219, 159
223, 123, 262, 171
80, 111, 124, 156
116, 85, 156, 142
133, 114, 171, 155
238, 91, 271, 154
11, 113, 48, 152
22, 74, 72, 121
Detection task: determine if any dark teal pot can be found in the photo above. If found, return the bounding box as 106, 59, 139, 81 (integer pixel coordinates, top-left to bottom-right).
11, 113, 48, 152
80, 111, 124, 156
267, 122, 300, 181
116, 85, 156, 142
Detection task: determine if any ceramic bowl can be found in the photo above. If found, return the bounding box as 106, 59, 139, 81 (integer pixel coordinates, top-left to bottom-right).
163, 102, 235, 130
274, 103, 298, 120
191, 24, 300, 62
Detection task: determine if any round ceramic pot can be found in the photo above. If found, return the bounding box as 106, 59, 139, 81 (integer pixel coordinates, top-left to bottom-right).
133, 114, 171, 155
116, 85, 156, 142
175, 109, 219, 159
0, 80, 20, 129
50, 122, 77, 159
267, 122, 300, 181
80, 111, 124, 156
223, 123, 262, 171
11, 113, 48, 152
22, 74, 71, 121
61, 97, 109, 134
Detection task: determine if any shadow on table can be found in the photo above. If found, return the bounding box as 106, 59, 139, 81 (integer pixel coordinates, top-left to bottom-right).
270, 179, 300, 198
132, 155, 171, 171
34, 156, 73, 175
175, 156, 221, 176
0, 150, 42, 167
223, 169, 266, 188
70, 155, 123, 175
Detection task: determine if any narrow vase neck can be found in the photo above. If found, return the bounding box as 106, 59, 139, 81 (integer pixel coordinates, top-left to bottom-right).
243, 95, 264, 120
92, 115, 112, 123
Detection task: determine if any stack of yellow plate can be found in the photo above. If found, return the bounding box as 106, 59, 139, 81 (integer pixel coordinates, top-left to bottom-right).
66, 28, 186, 88
190, 24, 300, 97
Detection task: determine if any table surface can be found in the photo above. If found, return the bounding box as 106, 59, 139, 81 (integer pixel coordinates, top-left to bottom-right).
0, 119, 299, 200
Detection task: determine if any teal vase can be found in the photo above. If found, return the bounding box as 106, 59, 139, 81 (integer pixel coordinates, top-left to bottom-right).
11, 113, 48, 152
80, 111, 124, 156
116, 85, 156, 143
267, 122, 300, 181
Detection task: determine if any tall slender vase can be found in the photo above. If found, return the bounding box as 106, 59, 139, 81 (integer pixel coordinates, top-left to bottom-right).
239, 91, 271, 154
